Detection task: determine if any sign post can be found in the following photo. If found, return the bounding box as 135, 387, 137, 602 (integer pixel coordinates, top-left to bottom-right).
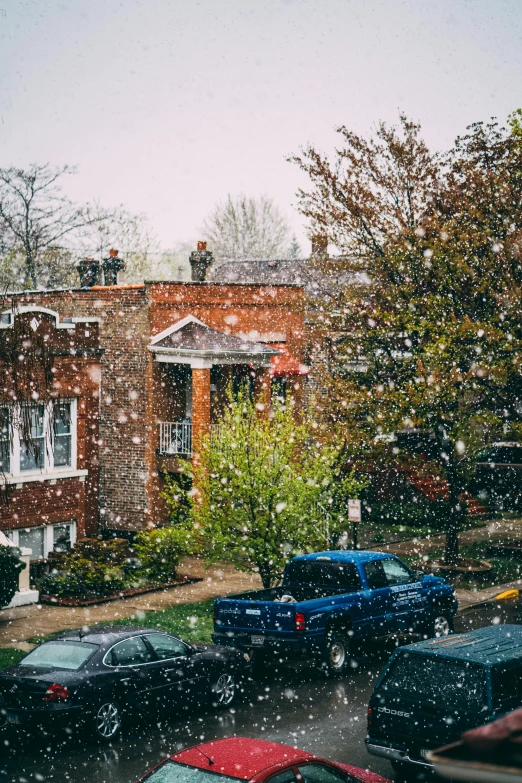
348, 499, 362, 550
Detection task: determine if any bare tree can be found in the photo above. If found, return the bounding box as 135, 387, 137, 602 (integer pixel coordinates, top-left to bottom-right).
0, 164, 109, 289
202, 194, 291, 260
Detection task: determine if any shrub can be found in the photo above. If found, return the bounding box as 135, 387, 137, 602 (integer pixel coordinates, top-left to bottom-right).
0, 545, 25, 608
37, 552, 131, 598
134, 526, 195, 584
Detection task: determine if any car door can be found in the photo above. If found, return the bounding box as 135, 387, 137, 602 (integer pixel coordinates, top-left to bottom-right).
362, 559, 392, 636
143, 633, 204, 709
105, 635, 157, 709
381, 557, 427, 632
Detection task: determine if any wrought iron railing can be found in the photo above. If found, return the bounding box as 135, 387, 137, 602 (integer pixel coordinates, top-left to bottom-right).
158, 421, 192, 456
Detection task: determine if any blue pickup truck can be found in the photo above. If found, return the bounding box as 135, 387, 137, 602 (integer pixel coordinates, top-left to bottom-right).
212, 551, 458, 674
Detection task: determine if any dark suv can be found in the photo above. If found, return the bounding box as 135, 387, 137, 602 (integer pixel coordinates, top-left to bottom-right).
366, 625, 522, 780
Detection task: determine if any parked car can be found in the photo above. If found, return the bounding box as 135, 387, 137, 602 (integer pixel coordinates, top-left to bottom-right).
212, 551, 457, 675
137, 736, 391, 783
366, 625, 522, 781
0, 625, 249, 743
469, 442, 522, 510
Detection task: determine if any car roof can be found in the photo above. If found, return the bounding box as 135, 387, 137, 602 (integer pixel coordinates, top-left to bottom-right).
52, 625, 166, 645
397, 625, 522, 666
289, 550, 392, 565
172, 738, 314, 780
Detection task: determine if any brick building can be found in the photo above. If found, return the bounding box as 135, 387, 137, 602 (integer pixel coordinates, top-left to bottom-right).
3, 247, 308, 536
0, 305, 101, 559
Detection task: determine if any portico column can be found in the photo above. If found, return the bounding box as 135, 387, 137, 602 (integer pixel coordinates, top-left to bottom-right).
191, 367, 211, 461
254, 366, 271, 416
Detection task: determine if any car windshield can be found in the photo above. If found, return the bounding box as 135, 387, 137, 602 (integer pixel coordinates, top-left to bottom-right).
19, 641, 97, 671
145, 762, 242, 783
378, 652, 487, 712
475, 446, 522, 463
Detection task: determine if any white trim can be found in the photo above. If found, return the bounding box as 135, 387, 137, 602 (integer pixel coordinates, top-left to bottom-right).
70, 316, 101, 324
1, 469, 88, 486
149, 349, 273, 369
0, 305, 75, 330
149, 314, 208, 345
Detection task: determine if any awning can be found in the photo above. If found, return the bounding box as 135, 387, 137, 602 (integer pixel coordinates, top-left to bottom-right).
268, 343, 309, 378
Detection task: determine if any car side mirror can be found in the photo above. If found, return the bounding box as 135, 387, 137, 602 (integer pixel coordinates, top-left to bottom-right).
415, 570, 425, 581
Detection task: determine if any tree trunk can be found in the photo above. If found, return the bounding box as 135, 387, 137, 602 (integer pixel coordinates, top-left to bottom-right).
258, 563, 272, 589
444, 454, 463, 566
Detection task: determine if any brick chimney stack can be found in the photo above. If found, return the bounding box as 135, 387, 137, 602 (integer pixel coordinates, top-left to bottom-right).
189, 241, 214, 282
102, 249, 126, 286
310, 232, 328, 260
77, 257, 100, 288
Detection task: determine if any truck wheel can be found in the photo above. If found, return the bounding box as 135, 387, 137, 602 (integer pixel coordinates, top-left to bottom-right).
324, 630, 351, 675
429, 611, 453, 638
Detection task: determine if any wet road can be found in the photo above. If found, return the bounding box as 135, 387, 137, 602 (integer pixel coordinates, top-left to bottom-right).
3, 600, 521, 783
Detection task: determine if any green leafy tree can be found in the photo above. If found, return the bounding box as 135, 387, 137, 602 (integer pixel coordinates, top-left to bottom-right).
0, 545, 25, 608
292, 115, 522, 564
190, 390, 366, 588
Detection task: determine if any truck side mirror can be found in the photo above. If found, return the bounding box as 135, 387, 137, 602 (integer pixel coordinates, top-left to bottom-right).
415, 570, 425, 581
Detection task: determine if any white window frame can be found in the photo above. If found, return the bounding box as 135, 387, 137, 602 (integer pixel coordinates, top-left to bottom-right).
1, 399, 77, 479
6, 521, 77, 561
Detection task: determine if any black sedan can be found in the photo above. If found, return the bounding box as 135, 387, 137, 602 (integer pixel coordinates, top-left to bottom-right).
0, 625, 249, 743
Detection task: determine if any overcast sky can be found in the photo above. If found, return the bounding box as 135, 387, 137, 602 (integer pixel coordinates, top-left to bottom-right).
1, 0, 521, 254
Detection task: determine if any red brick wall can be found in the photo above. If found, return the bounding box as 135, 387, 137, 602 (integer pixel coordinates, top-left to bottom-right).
6, 282, 306, 532
0, 314, 100, 539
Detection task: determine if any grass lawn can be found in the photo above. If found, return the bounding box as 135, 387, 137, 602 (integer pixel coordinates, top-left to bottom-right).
28, 598, 215, 646
0, 648, 26, 670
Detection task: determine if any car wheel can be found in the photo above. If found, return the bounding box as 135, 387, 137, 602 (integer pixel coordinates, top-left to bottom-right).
430, 611, 453, 638
324, 630, 351, 675
210, 671, 237, 708
92, 700, 122, 743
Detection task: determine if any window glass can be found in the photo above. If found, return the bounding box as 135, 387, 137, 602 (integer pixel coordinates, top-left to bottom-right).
284, 561, 361, 591
492, 665, 522, 706
53, 402, 72, 467
20, 641, 97, 670
364, 560, 388, 590
297, 765, 349, 783
378, 652, 487, 712
53, 524, 72, 553
145, 633, 188, 660
19, 527, 45, 559
382, 558, 413, 586
19, 404, 45, 471
109, 636, 154, 666
144, 761, 241, 783
0, 408, 10, 473
268, 771, 298, 783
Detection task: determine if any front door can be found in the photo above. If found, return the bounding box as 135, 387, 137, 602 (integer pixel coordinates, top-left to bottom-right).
381, 558, 428, 632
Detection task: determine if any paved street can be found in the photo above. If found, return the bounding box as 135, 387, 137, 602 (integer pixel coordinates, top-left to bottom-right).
2, 599, 520, 783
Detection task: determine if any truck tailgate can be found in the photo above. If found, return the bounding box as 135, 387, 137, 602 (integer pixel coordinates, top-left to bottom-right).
214, 597, 296, 634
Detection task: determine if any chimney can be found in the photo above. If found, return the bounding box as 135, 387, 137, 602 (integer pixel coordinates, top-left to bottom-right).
77, 258, 100, 288
189, 241, 214, 282
102, 249, 126, 286
310, 232, 329, 260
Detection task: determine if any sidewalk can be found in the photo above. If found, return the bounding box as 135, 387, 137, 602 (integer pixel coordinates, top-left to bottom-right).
0, 558, 262, 651
1, 535, 521, 650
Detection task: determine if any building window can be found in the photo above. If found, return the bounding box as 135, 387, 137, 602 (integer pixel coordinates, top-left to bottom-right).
0, 408, 9, 473
7, 522, 76, 561
2, 400, 76, 477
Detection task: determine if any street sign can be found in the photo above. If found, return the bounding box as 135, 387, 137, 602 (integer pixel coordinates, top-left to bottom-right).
348, 499, 361, 522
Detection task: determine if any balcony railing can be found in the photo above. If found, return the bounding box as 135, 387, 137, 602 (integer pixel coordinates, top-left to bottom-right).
158, 421, 192, 456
